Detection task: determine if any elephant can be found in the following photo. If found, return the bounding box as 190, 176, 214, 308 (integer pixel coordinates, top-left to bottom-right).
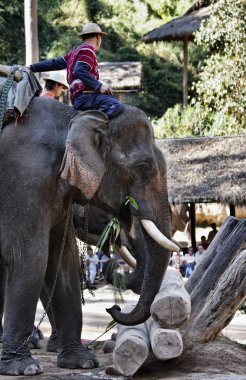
0, 96, 178, 376
0, 203, 113, 353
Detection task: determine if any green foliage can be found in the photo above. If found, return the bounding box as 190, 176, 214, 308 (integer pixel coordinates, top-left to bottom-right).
153, 103, 199, 138
125, 196, 139, 210
96, 217, 121, 253
239, 299, 246, 314
1, 0, 205, 119
0, 1, 25, 64
193, 0, 246, 135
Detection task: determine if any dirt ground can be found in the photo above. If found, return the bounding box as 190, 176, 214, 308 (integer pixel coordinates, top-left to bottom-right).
1, 286, 245, 380
0, 335, 245, 380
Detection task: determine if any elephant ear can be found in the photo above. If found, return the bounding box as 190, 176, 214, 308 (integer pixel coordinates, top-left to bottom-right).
61, 110, 110, 200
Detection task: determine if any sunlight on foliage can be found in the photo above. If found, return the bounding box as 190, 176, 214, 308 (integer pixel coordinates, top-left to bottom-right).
193, 0, 246, 135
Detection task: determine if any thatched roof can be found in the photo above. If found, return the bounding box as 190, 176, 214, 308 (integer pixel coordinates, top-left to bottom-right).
156, 136, 246, 205
98, 62, 142, 90
141, 5, 210, 43
40, 62, 142, 91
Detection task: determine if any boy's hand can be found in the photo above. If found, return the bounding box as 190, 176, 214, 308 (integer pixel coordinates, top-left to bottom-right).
99, 84, 113, 95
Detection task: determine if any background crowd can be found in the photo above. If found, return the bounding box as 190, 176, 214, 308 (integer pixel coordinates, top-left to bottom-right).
170, 223, 218, 278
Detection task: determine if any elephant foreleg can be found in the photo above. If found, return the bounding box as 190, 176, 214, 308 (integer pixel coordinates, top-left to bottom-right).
0, 256, 6, 342
0, 233, 49, 376
45, 216, 99, 370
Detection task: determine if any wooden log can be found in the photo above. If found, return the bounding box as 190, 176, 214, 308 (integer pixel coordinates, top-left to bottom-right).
185, 216, 243, 295
183, 248, 246, 348
183, 217, 246, 348
0, 64, 22, 81
113, 305, 150, 376
146, 318, 183, 360
150, 266, 191, 328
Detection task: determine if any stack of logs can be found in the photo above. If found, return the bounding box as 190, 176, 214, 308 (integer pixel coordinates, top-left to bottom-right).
111, 216, 246, 377
113, 267, 191, 376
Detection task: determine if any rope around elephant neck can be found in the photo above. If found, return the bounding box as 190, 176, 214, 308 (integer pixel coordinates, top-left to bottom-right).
3, 195, 73, 357
0, 65, 19, 134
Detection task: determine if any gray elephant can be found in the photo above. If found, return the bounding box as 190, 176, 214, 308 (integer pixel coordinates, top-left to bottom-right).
0, 204, 112, 352
0, 97, 177, 376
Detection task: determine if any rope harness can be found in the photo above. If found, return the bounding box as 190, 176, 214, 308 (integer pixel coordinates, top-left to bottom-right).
0, 64, 19, 135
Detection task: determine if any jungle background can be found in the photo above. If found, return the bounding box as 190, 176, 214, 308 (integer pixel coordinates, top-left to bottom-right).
0, 0, 245, 137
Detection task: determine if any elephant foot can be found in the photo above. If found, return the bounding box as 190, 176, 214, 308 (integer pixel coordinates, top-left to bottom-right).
57, 346, 99, 369
27, 330, 41, 350
47, 332, 60, 353
37, 327, 44, 340
0, 355, 43, 376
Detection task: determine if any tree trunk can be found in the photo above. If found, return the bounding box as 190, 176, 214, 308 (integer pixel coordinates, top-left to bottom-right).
183, 216, 246, 348
24, 0, 39, 65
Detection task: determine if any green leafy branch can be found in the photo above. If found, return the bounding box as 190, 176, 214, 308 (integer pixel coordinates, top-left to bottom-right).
96, 217, 121, 253
87, 319, 118, 350
125, 195, 139, 210
96, 196, 139, 253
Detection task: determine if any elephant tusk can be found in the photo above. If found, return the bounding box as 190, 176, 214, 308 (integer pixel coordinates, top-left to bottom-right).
171, 238, 182, 250
140, 219, 180, 252
116, 245, 137, 269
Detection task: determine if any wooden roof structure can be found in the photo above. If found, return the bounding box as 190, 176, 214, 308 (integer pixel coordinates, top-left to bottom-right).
141, 5, 210, 43
141, 1, 211, 106
40, 62, 142, 90
98, 62, 142, 90
157, 135, 246, 206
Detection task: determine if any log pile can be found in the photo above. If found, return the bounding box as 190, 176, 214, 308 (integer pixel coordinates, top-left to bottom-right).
112, 217, 246, 377
113, 267, 190, 376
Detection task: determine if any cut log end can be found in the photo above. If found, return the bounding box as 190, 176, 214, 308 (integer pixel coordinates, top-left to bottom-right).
151, 294, 191, 328
113, 337, 149, 376
151, 328, 183, 360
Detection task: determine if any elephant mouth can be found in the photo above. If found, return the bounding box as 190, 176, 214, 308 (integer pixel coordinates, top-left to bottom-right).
117, 202, 179, 256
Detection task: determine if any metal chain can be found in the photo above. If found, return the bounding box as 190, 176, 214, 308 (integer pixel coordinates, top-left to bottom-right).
78, 204, 95, 303
3, 195, 73, 356
0, 65, 19, 134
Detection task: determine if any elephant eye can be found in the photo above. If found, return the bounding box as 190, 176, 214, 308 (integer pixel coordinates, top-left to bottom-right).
131, 160, 154, 181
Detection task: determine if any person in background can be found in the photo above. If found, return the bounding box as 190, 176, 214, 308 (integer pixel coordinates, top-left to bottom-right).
86, 246, 99, 285
207, 223, 218, 246
29, 22, 124, 119
195, 244, 206, 267
96, 249, 109, 279
201, 235, 208, 250
184, 246, 196, 278
41, 71, 68, 99
171, 252, 185, 277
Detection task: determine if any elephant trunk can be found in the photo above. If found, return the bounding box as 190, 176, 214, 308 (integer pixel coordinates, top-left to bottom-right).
106, 225, 171, 325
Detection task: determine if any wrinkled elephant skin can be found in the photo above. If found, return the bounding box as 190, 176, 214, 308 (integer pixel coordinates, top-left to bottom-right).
0, 98, 172, 375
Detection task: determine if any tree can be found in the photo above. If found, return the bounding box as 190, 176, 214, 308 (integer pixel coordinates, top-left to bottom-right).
0, 1, 25, 65
24, 0, 39, 65
193, 0, 246, 135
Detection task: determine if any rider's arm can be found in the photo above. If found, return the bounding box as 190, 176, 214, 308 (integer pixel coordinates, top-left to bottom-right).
30, 57, 67, 72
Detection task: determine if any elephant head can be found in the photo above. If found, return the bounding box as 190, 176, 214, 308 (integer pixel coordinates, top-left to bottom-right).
61, 106, 179, 326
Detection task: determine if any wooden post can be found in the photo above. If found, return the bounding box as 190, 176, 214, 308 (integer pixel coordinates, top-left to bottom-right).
189, 202, 196, 250
183, 36, 189, 107
24, 0, 39, 65
229, 203, 236, 217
